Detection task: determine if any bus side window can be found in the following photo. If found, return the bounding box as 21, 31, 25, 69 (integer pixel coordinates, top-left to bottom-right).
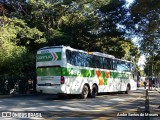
78, 52, 85, 67
94, 56, 103, 69
112, 59, 117, 70
83, 53, 89, 67
103, 58, 112, 70
66, 50, 77, 66
66, 50, 71, 64
72, 51, 78, 66
117, 60, 121, 71
87, 54, 94, 68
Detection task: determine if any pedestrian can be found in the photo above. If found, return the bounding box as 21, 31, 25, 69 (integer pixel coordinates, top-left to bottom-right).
4, 80, 9, 94
144, 81, 147, 89
149, 78, 153, 90
27, 79, 33, 94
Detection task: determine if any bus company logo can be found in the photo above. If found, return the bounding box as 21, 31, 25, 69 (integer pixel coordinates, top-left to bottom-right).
36, 53, 53, 62
52, 52, 58, 61
2, 112, 12, 117
36, 52, 61, 62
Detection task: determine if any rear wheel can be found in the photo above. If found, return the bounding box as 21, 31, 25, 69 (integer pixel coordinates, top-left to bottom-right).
81, 85, 89, 99
91, 84, 98, 98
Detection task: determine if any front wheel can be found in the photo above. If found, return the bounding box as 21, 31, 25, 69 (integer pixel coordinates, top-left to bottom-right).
81, 85, 89, 99
125, 86, 130, 94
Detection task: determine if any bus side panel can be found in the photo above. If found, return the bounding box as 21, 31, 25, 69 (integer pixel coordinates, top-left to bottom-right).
61, 67, 99, 94
63, 76, 87, 94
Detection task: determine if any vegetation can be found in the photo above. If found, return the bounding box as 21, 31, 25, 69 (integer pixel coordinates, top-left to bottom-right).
130, 0, 160, 76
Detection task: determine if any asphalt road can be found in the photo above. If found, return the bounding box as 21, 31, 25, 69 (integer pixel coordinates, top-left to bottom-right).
0, 88, 151, 120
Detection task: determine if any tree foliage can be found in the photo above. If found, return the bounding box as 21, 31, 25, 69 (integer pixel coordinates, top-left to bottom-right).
130, 0, 160, 76
0, 0, 142, 81
131, 0, 160, 55
0, 16, 45, 77
144, 54, 160, 77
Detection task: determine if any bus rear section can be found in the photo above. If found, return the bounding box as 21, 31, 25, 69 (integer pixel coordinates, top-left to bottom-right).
36, 47, 66, 94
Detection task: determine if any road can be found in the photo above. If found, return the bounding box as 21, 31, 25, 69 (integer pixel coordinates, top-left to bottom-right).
0, 88, 156, 120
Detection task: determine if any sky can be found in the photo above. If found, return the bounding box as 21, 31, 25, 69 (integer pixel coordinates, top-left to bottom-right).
125, 0, 134, 4
138, 55, 146, 70
125, 0, 134, 8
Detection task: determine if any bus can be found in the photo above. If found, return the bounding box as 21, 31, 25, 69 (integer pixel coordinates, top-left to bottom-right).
36, 46, 137, 99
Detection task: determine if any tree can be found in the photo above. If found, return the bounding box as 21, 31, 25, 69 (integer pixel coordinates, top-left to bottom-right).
130, 0, 160, 77
144, 53, 160, 77
131, 0, 160, 55
0, 16, 45, 77
0, 0, 141, 80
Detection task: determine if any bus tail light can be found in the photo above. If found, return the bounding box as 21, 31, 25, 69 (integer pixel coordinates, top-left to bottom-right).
61, 76, 65, 84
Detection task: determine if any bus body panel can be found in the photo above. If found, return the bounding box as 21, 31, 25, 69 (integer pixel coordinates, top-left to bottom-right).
36, 46, 137, 95
36, 47, 65, 93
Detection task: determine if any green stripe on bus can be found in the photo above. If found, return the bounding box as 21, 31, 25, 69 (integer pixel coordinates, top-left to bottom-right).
101, 71, 108, 85
37, 67, 129, 79
110, 72, 119, 78
110, 72, 129, 79
56, 52, 62, 60
104, 78, 108, 85
61, 68, 95, 77
37, 67, 61, 76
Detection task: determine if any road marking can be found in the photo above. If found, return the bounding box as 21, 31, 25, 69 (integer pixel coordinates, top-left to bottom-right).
110, 98, 127, 101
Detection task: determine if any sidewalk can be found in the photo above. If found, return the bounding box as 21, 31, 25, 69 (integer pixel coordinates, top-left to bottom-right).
149, 87, 160, 111
0, 93, 44, 98
0, 94, 11, 98
148, 88, 160, 120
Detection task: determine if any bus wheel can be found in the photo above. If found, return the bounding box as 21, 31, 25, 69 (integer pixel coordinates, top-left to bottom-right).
91, 84, 98, 98
125, 85, 130, 94
81, 85, 89, 99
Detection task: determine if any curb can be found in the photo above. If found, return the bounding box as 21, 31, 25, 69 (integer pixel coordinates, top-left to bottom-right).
0, 95, 12, 98
0, 94, 34, 98
0, 93, 48, 98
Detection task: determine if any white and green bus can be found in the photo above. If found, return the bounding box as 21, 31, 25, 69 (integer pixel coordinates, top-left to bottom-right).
36, 46, 137, 98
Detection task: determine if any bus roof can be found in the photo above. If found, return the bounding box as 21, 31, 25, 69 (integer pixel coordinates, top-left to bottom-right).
38, 45, 65, 50
92, 52, 115, 58
38, 45, 133, 63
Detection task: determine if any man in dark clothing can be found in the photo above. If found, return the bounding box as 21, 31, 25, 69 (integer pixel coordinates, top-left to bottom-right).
144, 81, 147, 89
149, 78, 153, 90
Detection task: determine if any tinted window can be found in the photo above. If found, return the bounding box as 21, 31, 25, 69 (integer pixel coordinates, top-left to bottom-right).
112, 59, 117, 70
117, 60, 131, 72
103, 58, 112, 69
94, 56, 103, 68
66, 49, 132, 71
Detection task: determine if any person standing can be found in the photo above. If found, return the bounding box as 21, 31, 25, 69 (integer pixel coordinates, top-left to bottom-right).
149, 78, 153, 90
144, 81, 147, 89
